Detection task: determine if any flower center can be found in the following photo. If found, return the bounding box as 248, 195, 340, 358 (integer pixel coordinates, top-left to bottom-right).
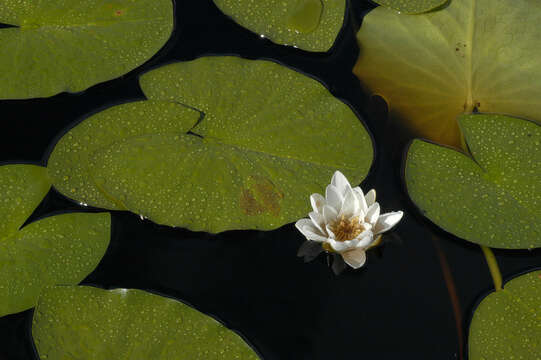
331, 215, 365, 242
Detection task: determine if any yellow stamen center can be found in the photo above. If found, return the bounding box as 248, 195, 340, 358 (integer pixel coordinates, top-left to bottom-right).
330, 215, 365, 242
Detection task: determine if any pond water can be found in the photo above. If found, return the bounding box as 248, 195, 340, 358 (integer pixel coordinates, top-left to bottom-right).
1, 1, 540, 359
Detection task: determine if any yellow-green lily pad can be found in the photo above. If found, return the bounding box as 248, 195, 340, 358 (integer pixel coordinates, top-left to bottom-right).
372, 0, 448, 14
212, 0, 346, 52
404, 114, 541, 249
48, 101, 201, 210
469, 269, 541, 359
0, 164, 111, 316
0, 0, 173, 99
355, 0, 541, 148
32, 286, 260, 359
48, 56, 373, 233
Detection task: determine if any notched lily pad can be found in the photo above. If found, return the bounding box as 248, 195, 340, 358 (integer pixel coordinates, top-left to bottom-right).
469, 269, 541, 359
212, 0, 346, 52
404, 113, 541, 249
0, 0, 173, 99
355, 0, 541, 147
48, 101, 201, 210
32, 286, 260, 359
372, 0, 448, 14
49, 56, 373, 233
0, 164, 111, 316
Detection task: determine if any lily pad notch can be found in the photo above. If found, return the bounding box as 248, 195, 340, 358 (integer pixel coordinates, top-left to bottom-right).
0, 164, 111, 317
403, 113, 541, 249
47, 56, 374, 233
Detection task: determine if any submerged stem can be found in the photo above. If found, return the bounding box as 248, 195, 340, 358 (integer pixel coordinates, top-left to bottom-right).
480, 245, 502, 291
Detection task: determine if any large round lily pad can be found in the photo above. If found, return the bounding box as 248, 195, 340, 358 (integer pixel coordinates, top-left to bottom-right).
0, 0, 173, 99
469, 269, 541, 359
49, 56, 373, 233
355, 0, 541, 147
212, 0, 346, 52
404, 113, 541, 249
32, 286, 260, 359
372, 0, 448, 14
0, 164, 111, 316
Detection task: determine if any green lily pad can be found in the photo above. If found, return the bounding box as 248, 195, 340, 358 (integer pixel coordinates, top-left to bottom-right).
404, 113, 541, 249
32, 285, 260, 359
0, 0, 173, 99
469, 269, 541, 359
0, 164, 111, 316
48, 101, 201, 210
212, 0, 346, 52
355, 0, 541, 148
49, 56, 373, 233
372, 0, 448, 14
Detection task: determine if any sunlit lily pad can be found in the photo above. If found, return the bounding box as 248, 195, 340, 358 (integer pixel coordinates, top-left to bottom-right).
48, 101, 201, 210
372, 0, 448, 14
32, 286, 260, 359
0, 0, 173, 99
355, 0, 541, 147
404, 114, 541, 249
212, 0, 346, 52
49, 56, 373, 233
0, 164, 111, 316
469, 269, 541, 359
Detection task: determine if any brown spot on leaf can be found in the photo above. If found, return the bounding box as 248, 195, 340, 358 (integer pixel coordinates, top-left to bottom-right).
239, 176, 283, 216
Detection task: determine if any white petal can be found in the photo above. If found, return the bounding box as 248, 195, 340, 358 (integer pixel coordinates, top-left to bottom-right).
353, 187, 368, 214
339, 187, 359, 218
322, 204, 338, 225
310, 193, 326, 214
355, 231, 374, 248
328, 238, 358, 253
297, 241, 323, 262
365, 189, 376, 207
295, 219, 327, 242
331, 170, 351, 195
309, 211, 326, 234
365, 203, 380, 225
374, 211, 404, 234
341, 248, 367, 269
325, 185, 343, 212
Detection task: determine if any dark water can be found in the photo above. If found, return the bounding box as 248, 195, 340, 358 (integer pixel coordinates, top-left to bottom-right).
1, 1, 540, 359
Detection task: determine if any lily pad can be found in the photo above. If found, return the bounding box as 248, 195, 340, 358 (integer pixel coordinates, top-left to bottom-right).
372, 0, 448, 14
48, 101, 201, 210
404, 113, 541, 249
0, 164, 111, 316
212, 0, 346, 52
32, 285, 260, 359
355, 0, 541, 147
0, 0, 173, 99
49, 56, 373, 233
469, 269, 541, 359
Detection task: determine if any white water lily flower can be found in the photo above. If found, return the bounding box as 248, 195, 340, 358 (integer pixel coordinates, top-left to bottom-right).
295, 171, 403, 270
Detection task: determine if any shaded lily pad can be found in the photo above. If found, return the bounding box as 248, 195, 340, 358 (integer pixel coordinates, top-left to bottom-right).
404, 114, 541, 249
49, 56, 373, 233
212, 0, 346, 52
0, 0, 173, 99
372, 0, 448, 14
355, 0, 541, 147
48, 101, 201, 210
0, 164, 111, 316
32, 286, 260, 359
469, 269, 541, 359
